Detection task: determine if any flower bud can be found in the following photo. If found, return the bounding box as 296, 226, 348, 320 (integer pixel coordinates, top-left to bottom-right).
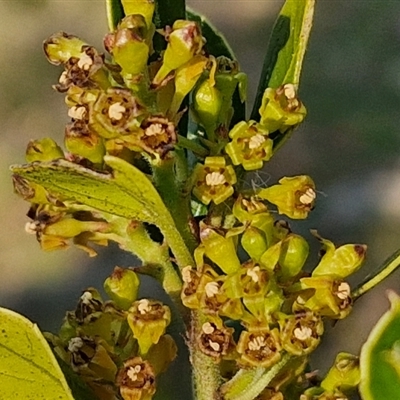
153, 20, 204, 85
258, 175, 316, 220
192, 156, 237, 205
116, 357, 156, 400
241, 227, 268, 261
192, 76, 223, 139
44, 32, 87, 65
25, 138, 64, 162
321, 352, 360, 393
311, 232, 367, 279
127, 299, 171, 355
104, 266, 140, 310
105, 15, 150, 76
120, 0, 155, 28
258, 84, 306, 133
198, 223, 241, 274
225, 120, 273, 171
278, 234, 309, 281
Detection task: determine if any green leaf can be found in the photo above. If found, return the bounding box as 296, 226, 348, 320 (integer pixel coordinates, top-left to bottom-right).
250, 0, 315, 120
10, 156, 193, 268
0, 307, 74, 399
359, 291, 400, 400
106, 0, 125, 31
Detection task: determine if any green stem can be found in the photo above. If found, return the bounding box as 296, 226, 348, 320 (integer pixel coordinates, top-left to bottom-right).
190, 311, 222, 400
352, 248, 400, 300
152, 155, 198, 255
220, 353, 291, 400
177, 135, 209, 157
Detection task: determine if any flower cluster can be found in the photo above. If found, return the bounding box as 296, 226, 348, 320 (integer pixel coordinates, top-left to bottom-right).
46, 267, 176, 400
181, 194, 366, 398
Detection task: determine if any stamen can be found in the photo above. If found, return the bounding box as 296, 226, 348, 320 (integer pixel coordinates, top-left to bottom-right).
202, 322, 215, 335
299, 188, 316, 205
205, 282, 219, 297
77, 52, 93, 70
80, 291, 93, 305
68, 337, 83, 353
206, 172, 226, 186
145, 123, 163, 137
336, 282, 351, 300
248, 134, 265, 149
68, 105, 86, 120
209, 340, 220, 352
108, 102, 126, 120
138, 299, 151, 314
248, 336, 266, 351
294, 325, 313, 341
182, 266, 193, 283
247, 266, 260, 282
25, 222, 37, 234
127, 365, 142, 382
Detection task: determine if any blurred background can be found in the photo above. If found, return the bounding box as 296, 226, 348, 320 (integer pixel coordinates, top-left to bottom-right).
2, 0, 400, 396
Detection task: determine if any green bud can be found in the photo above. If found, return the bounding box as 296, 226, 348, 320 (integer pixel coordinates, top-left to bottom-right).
225, 120, 273, 171
241, 227, 268, 261
13, 176, 57, 205
321, 352, 360, 393
278, 234, 309, 281
258, 175, 316, 220
105, 15, 150, 76
192, 156, 237, 205
65, 120, 106, 164
311, 232, 367, 279
258, 84, 306, 133
236, 328, 281, 368
116, 357, 156, 400
153, 20, 204, 85
127, 299, 171, 355
26, 138, 64, 162
259, 241, 282, 272
192, 75, 223, 140
104, 266, 140, 310
43, 32, 86, 65
198, 222, 241, 274
120, 0, 155, 28
43, 218, 108, 239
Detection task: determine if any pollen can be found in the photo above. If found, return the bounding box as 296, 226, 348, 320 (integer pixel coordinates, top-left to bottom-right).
68, 105, 86, 120
205, 172, 226, 186
108, 102, 126, 120
336, 282, 351, 300
59, 71, 68, 84
205, 282, 219, 297
202, 322, 215, 335
80, 291, 93, 305
247, 266, 261, 282
294, 325, 313, 341
77, 52, 93, 70
25, 222, 37, 234
299, 188, 316, 205
68, 337, 83, 353
248, 134, 266, 149
209, 340, 220, 352
138, 299, 151, 314
145, 123, 163, 137
127, 365, 142, 382
248, 335, 266, 351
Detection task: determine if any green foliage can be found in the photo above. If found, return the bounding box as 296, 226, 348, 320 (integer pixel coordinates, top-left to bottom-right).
5, 0, 400, 399
0, 307, 74, 399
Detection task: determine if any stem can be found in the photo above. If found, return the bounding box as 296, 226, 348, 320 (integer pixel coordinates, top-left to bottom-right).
190, 311, 222, 400
352, 248, 400, 300
152, 155, 198, 255
220, 354, 291, 400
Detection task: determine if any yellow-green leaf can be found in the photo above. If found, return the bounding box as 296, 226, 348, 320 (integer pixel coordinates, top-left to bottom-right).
359, 291, 400, 399
0, 307, 74, 399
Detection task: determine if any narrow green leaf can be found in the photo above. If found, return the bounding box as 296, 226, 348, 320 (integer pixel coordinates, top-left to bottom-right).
0, 307, 74, 399
10, 156, 193, 268
250, 0, 315, 120
106, 0, 125, 31
359, 291, 400, 400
